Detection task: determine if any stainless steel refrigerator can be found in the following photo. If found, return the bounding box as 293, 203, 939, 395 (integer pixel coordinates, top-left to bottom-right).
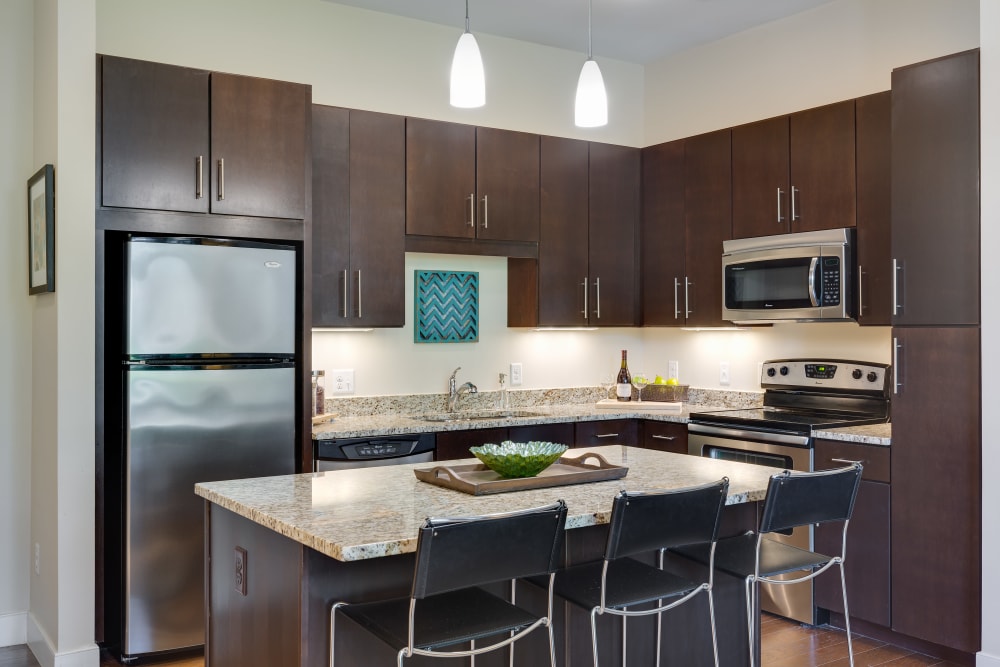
121, 236, 297, 659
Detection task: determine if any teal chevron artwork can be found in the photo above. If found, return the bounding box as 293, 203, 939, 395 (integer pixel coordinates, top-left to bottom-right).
414, 270, 479, 343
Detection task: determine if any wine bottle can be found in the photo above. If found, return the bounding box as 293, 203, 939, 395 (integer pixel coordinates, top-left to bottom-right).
616, 350, 632, 401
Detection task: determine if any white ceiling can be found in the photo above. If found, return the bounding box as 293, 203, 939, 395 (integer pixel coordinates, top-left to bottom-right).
322, 0, 837, 64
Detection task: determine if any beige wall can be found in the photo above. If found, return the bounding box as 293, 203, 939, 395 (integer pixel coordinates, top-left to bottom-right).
0, 0, 35, 647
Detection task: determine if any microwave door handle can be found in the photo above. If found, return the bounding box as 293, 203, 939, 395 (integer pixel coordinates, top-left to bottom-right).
808, 257, 820, 307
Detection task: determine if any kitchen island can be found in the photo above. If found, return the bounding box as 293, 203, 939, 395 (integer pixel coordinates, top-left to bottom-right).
196, 446, 779, 666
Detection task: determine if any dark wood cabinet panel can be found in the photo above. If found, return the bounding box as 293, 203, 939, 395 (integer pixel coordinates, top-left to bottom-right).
683, 129, 732, 327
890, 327, 980, 652
814, 478, 890, 627
574, 419, 638, 448
510, 422, 575, 447
434, 428, 508, 461
732, 116, 789, 239
891, 50, 980, 326
588, 142, 640, 326
311, 105, 351, 326
476, 128, 540, 242
101, 56, 210, 213
640, 140, 686, 326
855, 92, 892, 326
405, 117, 477, 238
210, 72, 309, 219
639, 421, 687, 454
538, 136, 590, 326
789, 100, 856, 233
814, 438, 889, 483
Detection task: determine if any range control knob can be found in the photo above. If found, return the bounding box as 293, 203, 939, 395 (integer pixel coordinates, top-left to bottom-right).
780, 366, 789, 376
766, 367, 777, 378
852, 369, 863, 380
867, 371, 879, 383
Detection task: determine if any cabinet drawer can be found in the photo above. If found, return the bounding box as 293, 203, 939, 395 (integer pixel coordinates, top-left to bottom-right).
815, 438, 889, 483
574, 419, 638, 448
640, 421, 688, 455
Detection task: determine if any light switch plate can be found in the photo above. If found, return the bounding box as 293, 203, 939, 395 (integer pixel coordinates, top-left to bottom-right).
719, 362, 731, 386
330, 369, 354, 394
668, 360, 679, 380
510, 362, 523, 386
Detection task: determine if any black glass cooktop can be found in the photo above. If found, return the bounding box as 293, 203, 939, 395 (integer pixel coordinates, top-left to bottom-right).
688, 407, 888, 435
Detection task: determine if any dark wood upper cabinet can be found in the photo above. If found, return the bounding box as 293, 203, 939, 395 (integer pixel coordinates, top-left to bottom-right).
101, 56, 210, 213
312, 106, 405, 328
588, 142, 640, 326
476, 127, 540, 242
855, 91, 892, 326
683, 129, 732, 327
891, 49, 980, 326
732, 100, 855, 238
641, 140, 686, 326
100, 56, 309, 220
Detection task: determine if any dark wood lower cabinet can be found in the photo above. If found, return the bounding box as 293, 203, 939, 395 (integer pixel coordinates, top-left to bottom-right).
434, 427, 507, 461
639, 420, 688, 454
574, 419, 638, 448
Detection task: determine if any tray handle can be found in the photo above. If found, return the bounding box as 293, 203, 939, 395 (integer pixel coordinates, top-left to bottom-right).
424, 465, 463, 482
558, 451, 616, 469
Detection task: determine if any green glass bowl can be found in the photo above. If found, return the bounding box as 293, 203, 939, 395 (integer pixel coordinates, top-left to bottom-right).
469, 441, 568, 479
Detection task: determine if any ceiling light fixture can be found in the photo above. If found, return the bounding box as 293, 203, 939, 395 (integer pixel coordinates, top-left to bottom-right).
574, 0, 607, 128
450, 0, 485, 108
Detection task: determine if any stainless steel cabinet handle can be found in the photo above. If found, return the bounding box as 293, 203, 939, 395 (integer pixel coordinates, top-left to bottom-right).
341, 270, 349, 319
595, 433, 619, 438
673, 277, 680, 320
777, 187, 784, 223
196, 156, 203, 199
684, 277, 692, 319
593, 277, 601, 319
217, 158, 225, 200
893, 336, 902, 395
892, 258, 902, 316
830, 458, 863, 465
808, 257, 819, 307
481, 194, 488, 229
651, 434, 676, 441
858, 267, 864, 317
467, 193, 475, 227
356, 270, 362, 319
791, 185, 799, 221
581, 277, 588, 319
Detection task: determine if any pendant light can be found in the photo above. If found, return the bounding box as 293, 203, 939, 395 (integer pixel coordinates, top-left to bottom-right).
450, 0, 485, 108
574, 0, 608, 127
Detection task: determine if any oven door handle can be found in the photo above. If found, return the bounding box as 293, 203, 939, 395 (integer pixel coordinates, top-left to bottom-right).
687, 422, 811, 447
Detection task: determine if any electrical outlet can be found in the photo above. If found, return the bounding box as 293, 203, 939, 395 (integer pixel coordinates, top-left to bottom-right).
719, 362, 731, 386
330, 369, 354, 394
510, 362, 523, 386
668, 360, 679, 380
34, 543, 40, 576
235, 546, 248, 596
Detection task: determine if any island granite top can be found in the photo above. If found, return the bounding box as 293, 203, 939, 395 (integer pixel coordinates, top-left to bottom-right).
195, 446, 778, 563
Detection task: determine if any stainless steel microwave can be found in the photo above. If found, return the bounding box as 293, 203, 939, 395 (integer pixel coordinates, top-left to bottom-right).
722, 228, 855, 323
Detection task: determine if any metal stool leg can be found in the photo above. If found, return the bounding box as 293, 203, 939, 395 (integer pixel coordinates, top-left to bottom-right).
745, 577, 756, 667
621, 609, 627, 666
840, 560, 855, 667
590, 608, 601, 667
707, 587, 720, 667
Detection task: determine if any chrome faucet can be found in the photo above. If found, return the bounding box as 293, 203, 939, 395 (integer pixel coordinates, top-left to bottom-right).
448, 367, 478, 412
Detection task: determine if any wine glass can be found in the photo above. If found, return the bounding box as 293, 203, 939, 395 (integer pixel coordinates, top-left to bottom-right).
601, 374, 616, 401
631, 372, 649, 403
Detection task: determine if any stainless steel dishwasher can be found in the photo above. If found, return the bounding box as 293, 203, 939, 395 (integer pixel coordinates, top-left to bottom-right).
313, 433, 436, 471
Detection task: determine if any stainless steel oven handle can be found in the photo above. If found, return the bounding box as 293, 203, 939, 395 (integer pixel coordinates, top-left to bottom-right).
808, 257, 819, 307
687, 422, 810, 447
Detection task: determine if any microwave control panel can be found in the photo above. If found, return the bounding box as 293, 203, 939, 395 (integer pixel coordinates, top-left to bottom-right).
820, 257, 841, 305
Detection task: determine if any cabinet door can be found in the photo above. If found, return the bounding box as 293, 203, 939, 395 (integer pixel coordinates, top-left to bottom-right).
435, 428, 507, 461
891, 50, 979, 326
890, 327, 980, 652
509, 422, 575, 448
732, 116, 789, 239
476, 128, 540, 242
641, 141, 686, 326
640, 421, 687, 454
405, 118, 476, 238
855, 92, 892, 326
588, 143, 640, 326
349, 110, 406, 327
574, 419, 638, 448
210, 73, 309, 219
538, 137, 590, 326
684, 130, 732, 327
101, 56, 210, 213
789, 100, 856, 232
311, 105, 351, 327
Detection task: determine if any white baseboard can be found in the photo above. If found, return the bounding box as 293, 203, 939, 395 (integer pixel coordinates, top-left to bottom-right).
0, 612, 27, 647
26, 613, 99, 667
979, 652, 1000, 667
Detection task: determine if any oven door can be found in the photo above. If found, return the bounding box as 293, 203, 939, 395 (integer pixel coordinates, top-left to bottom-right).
688, 423, 817, 625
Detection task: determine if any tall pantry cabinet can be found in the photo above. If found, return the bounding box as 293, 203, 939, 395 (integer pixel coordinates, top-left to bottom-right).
888, 49, 981, 655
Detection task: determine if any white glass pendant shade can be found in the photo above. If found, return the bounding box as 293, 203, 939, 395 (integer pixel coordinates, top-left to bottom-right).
575, 58, 608, 127
450, 31, 485, 108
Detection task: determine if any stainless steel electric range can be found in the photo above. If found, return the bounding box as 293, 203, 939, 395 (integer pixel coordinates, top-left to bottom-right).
687, 358, 891, 625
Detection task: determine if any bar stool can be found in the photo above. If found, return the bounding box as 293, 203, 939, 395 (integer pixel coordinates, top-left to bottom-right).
329, 500, 567, 667
674, 463, 863, 667
543, 477, 730, 667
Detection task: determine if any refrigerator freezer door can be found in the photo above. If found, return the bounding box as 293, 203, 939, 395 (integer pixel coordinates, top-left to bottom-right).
126, 238, 296, 357
124, 365, 295, 656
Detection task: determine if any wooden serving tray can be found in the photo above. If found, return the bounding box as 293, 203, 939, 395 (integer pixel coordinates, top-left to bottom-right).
414, 451, 628, 496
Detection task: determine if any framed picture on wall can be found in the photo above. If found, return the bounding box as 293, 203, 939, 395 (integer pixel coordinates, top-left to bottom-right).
27, 164, 54, 294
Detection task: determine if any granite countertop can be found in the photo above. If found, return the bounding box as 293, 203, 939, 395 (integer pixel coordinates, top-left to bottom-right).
195, 445, 777, 562
812, 423, 892, 446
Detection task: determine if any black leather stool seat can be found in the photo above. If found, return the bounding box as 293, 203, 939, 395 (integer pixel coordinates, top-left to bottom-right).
674, 533, 832, 579
547, 557, 703, 611
339, 586, 539, 651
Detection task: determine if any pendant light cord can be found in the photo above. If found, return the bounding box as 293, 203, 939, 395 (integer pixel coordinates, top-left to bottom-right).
465, 0, 471, 33
587, 0, 593, 59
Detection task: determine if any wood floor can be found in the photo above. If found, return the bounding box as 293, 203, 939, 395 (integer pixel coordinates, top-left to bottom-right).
0, 614, 969, 666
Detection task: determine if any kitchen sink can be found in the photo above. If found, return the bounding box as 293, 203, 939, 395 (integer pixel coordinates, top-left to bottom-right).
417, 409, 547, 423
